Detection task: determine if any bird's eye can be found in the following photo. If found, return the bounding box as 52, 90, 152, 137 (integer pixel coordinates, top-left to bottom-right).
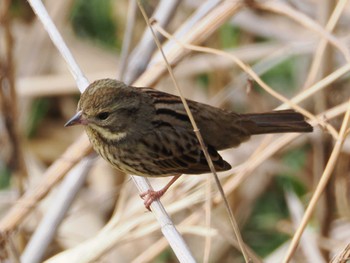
96, 112, 110, 120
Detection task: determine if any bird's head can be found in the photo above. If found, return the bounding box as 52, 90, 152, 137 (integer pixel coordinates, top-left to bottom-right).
65, 79, 153, 141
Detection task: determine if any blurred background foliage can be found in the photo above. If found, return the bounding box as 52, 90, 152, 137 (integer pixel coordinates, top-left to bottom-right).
0, 0, 349, 262
70, 0, 119, 48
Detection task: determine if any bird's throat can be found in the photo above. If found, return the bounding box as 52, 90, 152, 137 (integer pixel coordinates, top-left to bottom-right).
87, 124, 127, 143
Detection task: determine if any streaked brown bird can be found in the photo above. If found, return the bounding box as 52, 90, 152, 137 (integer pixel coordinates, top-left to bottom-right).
65, 78, 313, 209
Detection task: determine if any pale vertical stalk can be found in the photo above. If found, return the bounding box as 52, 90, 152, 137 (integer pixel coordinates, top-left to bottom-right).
137, 1, 251, 262
25, 1, 195, 262
257, 0, 350, 61
134, 1, 244, 87
131, 175, 196, 263
27, 0, 89, 92
0, 134, 92, 235
203, 172, 212, 263
302, 0, 348, 88
21, 156, 94, 263
0, 0, 246, 244
153, 24, 339, 139
283, 99, 350, 262
124, 0, 181, 84
330, 244, 350, 263
1, 0, 28, 208
118, 0, 137, 80
285, 191, 326, 263
215, 102, 348, 203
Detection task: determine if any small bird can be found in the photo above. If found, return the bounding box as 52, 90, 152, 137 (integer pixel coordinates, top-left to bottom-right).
65, 78, 313, 209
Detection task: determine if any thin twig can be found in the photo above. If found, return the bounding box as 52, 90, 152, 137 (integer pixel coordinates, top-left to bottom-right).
283, 99, 350, 262
285, 191, 325, 263
153, 23, 339, 139
0, 0, 28, 193
0, 0, 245, 239
134, 1, 244, 87
124, 0, 181, 84
330, 243, 350, 263
302, 0, 348, 88
215, 101, 348, 203
117, 0, 137, 81
21, 155, 94, 263
0, 134, 93, 234
21, 1, 195, 262
137, 1, 251, 262
27, 0, 89, 92
256, 0, 350, 62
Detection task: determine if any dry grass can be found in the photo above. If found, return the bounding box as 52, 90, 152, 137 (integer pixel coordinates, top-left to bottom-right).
0, 0, 350, 262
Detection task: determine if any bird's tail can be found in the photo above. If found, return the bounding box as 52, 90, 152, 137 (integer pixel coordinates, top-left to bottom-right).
242, 110, 313, 135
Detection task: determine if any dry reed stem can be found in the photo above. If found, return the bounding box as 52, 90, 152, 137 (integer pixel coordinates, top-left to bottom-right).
276, 63, 350, 111
25, 0, 195, 262
112, 9, 190, 257
119, 3, 348, 262
0, 0, 28, 193
27, 0, 89, 92
45, 170, 263, 262
1, 1, 348, 261
285, 191, 325, 263
46, 209, 158, 262
0, 0, 243, 235
302, 0, 348, 88
153, 24, 339, 138
123, 0, 181, 84
17, 71, 116, 98
0, 134, 93, 234
130, 214, 207, 263
203, 173, 212, 263
139, 2, 251, 262
256, 0, 350, 61
133, 211, 260, 263
1, 1, 253, 262
134, 1, 244, 87
21, 156, 93, 263
45, 189, 205, 262
330, 243, 350, 263
311, 3, 335, 260
283, 100, 350, 262
64, 191, 262, 263
113, 127, 347, 260
117, 0, 137, 80
17, 0, 72, 76
217, 101, 349, 202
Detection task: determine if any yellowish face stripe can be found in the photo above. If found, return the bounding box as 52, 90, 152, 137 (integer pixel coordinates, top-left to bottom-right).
89, 123, 127, 141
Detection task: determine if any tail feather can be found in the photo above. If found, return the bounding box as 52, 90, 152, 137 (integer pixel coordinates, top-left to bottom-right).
242, 110, 313, 135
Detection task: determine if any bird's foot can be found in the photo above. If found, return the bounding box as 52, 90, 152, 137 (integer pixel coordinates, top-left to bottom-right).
139, 175, 181, 211
140, 189, 166, 211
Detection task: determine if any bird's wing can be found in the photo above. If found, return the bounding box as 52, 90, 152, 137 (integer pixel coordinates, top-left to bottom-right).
138, 87, 251, 150
139, 126, 231, 176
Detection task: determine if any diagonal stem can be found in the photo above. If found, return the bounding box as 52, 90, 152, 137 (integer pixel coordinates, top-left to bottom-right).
137, 1, 251, 262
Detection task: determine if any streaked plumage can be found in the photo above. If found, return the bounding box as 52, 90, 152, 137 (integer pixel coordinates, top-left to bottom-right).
65, 78, 313, 208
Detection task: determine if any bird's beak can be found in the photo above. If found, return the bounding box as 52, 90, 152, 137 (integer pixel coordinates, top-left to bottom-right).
64, 110, 84, 127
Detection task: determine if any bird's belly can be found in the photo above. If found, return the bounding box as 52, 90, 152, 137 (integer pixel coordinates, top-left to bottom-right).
98, 144, 140, 174
86, 127, 180, 177
95, 140, 173, 177
85, 128, 141, 174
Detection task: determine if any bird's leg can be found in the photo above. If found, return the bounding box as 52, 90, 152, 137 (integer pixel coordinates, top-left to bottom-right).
140, 175, 181, 210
